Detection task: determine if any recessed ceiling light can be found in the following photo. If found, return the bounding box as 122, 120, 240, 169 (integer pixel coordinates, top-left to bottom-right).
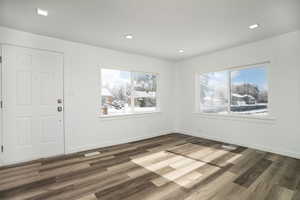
37, 8, 48, 16
124, 34, 133, 39
249, 24, 259, 29
179, 49, 184, 53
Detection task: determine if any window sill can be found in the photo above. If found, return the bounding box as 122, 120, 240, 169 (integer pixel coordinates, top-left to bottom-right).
193, 112, 276, 123
99, 111, 162, 121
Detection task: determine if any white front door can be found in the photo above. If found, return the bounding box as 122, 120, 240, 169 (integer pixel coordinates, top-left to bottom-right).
2, 45, 64, 164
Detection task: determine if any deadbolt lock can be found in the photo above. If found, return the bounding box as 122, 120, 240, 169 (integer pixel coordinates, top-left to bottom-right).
57, 106, 63, 112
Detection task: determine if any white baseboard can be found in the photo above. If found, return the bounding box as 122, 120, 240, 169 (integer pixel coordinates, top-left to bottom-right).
176, 129, 300, 159
67, 130, 174, 154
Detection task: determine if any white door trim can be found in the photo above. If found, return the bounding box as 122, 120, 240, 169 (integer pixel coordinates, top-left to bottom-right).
0, 43, 64, 55
0, 47, 3, 166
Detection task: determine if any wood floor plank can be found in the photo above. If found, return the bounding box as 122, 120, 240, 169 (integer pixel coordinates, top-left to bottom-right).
265, 185, 294, 200
234, 158, 272, 188
278, 158, 300, 190
184, 171, 237, 200
0, 133, 300, 200
238, 156, 287, 200
77, 194, 98, 200
292, 190, 300, 200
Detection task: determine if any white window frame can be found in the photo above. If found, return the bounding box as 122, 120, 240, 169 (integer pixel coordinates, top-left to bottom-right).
99, 66, 160, 118
195, 62, 274, 120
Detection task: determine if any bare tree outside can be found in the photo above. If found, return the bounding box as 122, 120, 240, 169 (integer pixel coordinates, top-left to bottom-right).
199, 71, 229, 114
101, 69, 158, 115
230, 67, 268, 115
101, 69, 131, 115
133, 72, 157, 112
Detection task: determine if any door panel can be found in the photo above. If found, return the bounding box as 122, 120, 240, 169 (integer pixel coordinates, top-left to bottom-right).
2, 45, 64, 164
16, 70, 32, 105
16, 117, 32, 146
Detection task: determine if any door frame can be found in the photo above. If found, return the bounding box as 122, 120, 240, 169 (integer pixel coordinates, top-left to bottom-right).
0, 44, 66, 165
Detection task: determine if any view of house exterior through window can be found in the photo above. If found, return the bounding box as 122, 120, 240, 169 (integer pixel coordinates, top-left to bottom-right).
199, 65, 268, 115
101, 69, 158, 116
133, 72, 157, 112
230, 67, 268, 115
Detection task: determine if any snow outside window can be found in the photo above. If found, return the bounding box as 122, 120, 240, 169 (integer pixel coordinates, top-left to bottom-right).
199, 65, 268, 116
101, 69, 159, 116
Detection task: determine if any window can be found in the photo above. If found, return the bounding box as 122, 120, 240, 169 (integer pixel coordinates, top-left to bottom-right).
100, 68, 158, 116
101, 69, 131, 115
198, 65, 268, 116
199, 71, 229, 114
133, 72, 157, 112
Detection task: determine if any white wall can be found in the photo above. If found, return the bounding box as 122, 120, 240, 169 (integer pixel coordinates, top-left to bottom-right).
0, 26, 176, 163
174, 30, 300, 158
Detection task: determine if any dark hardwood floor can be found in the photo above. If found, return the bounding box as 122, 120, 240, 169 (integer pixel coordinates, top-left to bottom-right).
0, 133, 300, 200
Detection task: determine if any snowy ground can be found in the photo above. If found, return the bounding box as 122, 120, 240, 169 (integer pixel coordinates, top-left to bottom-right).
203, 109, 268, 116
231, 109, 268, 115
106, 104, 156, 115
134, 107, 157, 112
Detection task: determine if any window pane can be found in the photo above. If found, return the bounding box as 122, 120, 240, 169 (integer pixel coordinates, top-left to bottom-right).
133, 72, 157, 112
199, 71, 229, 114
101, 69, 131, 115
230, 67, 268, 115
